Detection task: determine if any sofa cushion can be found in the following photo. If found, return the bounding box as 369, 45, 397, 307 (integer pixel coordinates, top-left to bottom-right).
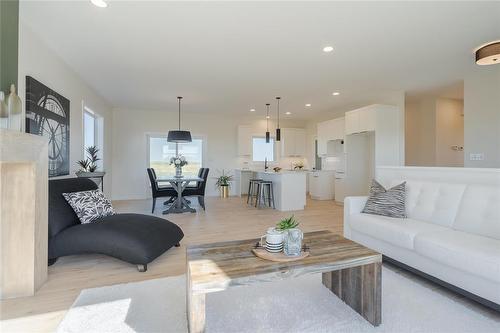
453, 185, 500, 240
414, 230, 500, 283
62, 189, 115, 224
349, 213, 447, 250
48, 213, 184, 264
392, 180, 466, 227
362, 180, 406, 218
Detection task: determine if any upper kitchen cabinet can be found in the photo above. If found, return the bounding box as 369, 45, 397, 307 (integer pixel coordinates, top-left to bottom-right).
237, 125, 252, 156
281, 128, 306, 157
345, 106, 377, 135
317, 117, 345, 156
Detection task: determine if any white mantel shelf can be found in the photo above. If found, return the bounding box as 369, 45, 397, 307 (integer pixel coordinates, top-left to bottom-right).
0, 129, 49, 299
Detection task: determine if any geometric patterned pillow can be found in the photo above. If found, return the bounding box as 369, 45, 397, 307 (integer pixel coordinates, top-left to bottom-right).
362, 180, 407, 218
62, 189, 115, 224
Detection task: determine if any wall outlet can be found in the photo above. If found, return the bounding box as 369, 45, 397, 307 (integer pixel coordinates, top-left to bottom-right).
469, 153, 485, 161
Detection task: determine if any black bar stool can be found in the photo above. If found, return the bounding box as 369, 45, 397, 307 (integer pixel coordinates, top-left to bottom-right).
255, 180, 275, 209
247, 179, 263, 205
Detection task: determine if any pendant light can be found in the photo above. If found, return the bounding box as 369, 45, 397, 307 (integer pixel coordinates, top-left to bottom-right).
265, 103, 271, 143
275, 97, 281, 141
167, 96, 192, 143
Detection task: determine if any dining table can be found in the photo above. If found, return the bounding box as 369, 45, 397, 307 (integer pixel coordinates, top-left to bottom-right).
156, 176, 204, 214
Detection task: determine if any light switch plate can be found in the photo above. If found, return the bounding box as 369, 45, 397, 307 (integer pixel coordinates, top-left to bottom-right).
469, 153, 485, 161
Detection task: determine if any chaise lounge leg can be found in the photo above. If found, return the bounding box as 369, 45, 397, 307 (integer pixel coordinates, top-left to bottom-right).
174, 242, 181, 247
137, 264, 147, 272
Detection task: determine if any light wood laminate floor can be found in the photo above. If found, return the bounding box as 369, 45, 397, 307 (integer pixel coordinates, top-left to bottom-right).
1, 196, 343, 333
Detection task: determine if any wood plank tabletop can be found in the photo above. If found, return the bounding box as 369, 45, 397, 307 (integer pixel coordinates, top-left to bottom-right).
187, 230, 381, 294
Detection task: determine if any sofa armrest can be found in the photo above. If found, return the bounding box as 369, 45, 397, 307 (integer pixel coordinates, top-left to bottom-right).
343, 196, 368, 239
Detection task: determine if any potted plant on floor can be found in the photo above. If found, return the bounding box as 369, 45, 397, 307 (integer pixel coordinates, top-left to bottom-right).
215, 169, 233, 198
76, 146, 106, 187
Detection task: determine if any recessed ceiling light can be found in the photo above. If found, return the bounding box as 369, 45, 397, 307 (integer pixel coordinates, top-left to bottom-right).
91, 0, 107, 8
285, 112, 291, 115
305, 104, 311, 107
332, 92, 340, 96
323, 46, 334, 53
249, 108, 255, 112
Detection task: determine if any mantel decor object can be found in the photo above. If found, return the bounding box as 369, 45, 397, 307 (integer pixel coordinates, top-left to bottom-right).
76, 146, 105, 190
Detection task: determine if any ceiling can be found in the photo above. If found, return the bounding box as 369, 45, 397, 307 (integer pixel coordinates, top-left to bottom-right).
20, 1, 500, 119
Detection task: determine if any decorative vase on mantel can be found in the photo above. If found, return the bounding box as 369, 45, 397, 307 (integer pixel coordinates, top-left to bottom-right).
175, 166, 183, 178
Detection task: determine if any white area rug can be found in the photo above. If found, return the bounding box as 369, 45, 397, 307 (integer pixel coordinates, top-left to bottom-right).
57, 267, 500, 333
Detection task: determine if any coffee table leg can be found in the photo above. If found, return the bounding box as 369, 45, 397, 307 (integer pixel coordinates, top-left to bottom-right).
322, 262, 381, 326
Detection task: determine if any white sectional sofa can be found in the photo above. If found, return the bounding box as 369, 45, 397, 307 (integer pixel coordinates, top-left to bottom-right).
344, 167, 500, 309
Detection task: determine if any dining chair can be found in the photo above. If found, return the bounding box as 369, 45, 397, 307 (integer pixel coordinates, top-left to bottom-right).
147, 168, 177, 213
183, 168, 210, 210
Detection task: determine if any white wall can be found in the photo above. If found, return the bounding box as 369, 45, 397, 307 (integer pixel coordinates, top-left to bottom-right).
111, 108, 306, 200
17, 23, 114, 195
464, 65, 500, 168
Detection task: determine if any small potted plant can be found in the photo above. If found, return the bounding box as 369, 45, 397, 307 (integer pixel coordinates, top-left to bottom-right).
215, 169, 233, 198
170, 155, 188, 178
276, 215, 303, 256
76, 146, 105, 186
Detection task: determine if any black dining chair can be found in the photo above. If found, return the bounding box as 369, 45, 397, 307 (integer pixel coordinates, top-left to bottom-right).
147, 168, 177, 213
183, 168, 209, 210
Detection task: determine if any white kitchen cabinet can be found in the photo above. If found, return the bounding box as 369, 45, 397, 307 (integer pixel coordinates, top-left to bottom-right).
317, 122, 328, 156
237, 125, 252, 156
281, 128, 306, 157
317, 117, 345, 156
309, 171, 335, 200
345, 106, 377, 134
345, 110, 360, 135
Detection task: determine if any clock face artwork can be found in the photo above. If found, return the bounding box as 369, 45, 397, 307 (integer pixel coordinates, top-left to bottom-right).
25, 76, 70, 177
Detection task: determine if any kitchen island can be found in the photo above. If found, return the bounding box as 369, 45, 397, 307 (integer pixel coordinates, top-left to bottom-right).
253, 170, 307, 211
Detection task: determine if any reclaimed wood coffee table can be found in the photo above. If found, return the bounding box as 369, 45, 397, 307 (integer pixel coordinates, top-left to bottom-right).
186, 230, 382, 333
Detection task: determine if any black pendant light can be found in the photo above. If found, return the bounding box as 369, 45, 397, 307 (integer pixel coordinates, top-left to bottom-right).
275, 97, 281, 141
167, 96, 192, 143
265, 103, 271, 143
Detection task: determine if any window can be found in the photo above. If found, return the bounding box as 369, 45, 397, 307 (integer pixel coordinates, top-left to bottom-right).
148, 136, 204, 178
83, 106, 104, 169
83, 111, 96, 149
252, 137, 274, 162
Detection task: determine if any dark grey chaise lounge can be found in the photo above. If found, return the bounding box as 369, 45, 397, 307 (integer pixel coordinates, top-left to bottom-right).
48, 178, 184, 272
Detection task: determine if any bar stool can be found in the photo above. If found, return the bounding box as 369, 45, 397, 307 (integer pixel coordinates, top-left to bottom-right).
255, 180, 275, 209
247, 179, 263, 205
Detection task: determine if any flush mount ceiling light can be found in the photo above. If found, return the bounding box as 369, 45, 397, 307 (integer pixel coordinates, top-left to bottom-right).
305, 103, 311, 107
249, 108, 256, 112
476, 42, 500, 65
167, 97, 192, 143
323, 46, 334, 53
90, 0, 107, 8
285, 111, 291, 115
332, 92, 340, 96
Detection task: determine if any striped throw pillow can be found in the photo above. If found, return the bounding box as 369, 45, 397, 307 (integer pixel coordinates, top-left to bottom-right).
362, 180, 407, 218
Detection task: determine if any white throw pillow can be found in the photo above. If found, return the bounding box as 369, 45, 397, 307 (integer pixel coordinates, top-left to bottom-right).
62, 189, 115, 224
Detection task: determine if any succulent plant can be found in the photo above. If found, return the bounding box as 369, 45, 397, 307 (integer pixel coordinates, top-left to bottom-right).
276, 215, 300, 231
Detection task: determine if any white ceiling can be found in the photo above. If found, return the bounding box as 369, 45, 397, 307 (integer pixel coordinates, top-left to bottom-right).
20, 1, 500, 119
